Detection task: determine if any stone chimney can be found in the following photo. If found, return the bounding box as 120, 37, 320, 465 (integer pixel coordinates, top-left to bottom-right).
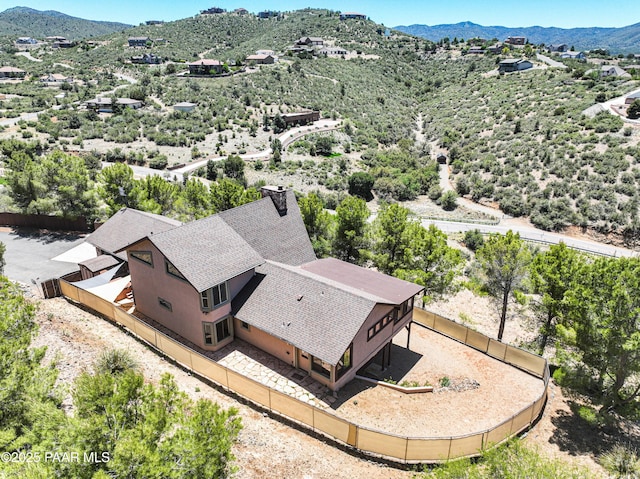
261, 185, 288, 216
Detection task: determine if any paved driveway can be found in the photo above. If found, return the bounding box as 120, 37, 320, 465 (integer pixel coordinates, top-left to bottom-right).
0, 227, 86, 285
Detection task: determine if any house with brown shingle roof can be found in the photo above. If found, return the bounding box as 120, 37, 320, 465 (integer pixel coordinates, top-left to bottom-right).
0, 66, 26, 79
246, 53, 276, 64
117, 187, 423, 390
188, 59, 224, 75
79, 208, 181, 279
88, 208, 182, 261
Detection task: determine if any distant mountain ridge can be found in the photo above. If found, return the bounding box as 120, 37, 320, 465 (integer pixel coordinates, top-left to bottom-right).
0, 6, 132, 40
393, 21, 640, 54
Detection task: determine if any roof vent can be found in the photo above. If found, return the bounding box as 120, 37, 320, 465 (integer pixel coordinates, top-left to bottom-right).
297, 295, 303, 301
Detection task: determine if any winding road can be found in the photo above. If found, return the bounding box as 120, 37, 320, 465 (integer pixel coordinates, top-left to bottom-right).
429, 158, 636, 257
171, 119, 341, 175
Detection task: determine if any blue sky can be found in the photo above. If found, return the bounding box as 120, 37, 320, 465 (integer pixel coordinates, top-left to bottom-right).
4, 0, 640, 29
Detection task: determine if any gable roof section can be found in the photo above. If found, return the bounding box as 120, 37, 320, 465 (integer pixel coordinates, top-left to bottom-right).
87, 208, 181, 260
300, 258, 424, 304
218, 190, 316, 266
233, 261, 379, 365
148, 214, 263, 292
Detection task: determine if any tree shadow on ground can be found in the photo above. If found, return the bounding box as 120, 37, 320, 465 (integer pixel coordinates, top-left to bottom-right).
9, 228, 85, 244
550, 399, 640, 458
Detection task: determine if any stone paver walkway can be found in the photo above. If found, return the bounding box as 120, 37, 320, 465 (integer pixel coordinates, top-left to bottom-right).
130, 309, 336, 409
213, 341, 337, 409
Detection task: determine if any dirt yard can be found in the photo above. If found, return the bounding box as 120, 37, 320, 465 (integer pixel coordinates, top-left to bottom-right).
26, 291, 617, 478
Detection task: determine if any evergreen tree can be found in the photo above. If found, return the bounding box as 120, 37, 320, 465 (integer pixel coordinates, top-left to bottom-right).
332, 196, 369, 265
476, 231, 532, 342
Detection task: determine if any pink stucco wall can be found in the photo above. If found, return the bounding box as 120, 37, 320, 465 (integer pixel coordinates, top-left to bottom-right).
127, 239, 255, 350
333, 302, 414, 390
234, 318, 295, 366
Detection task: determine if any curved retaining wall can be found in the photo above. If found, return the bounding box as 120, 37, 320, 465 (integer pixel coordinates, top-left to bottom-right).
60, 280, 549, 463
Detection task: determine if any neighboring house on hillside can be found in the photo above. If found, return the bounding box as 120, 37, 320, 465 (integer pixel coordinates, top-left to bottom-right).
597, 65, 632, 78
40, 73, 73, 83
320, 47, 348, 57
16, 37, 37, 44
466, 46, 485, 55
131, 53, 162, 64
188, 59, 224, 75
560, 51, 586, 60
107, 188, 424, 391
201, 7, 225, 14
54, 40, 75, 48
0, 66, 26, 79
281, 110, 320, 126
288, 46, 315, 57
246, 54, 276, 64
85, 97, 143, 112
340, 12, 367, 20
547, 44, 568, 52
487, 43, 503, 54
173, 102, 197, 112
296, 36, 324, 47
257, 10, 279, 19
128, 37, 150, 47
498, 58, 533, 73
625, 92, 640, 105
505, 36, 526, 45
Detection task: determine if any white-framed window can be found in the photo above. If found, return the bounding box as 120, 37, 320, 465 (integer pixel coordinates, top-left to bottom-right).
203, 316, 233, 346
200, 282, 229, 311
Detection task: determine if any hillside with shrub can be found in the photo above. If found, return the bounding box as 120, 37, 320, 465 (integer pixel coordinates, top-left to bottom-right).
0, 8, 639, 242
0, 7, 132, 39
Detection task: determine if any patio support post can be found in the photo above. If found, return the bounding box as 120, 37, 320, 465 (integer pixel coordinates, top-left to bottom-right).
406, 321, 412, 349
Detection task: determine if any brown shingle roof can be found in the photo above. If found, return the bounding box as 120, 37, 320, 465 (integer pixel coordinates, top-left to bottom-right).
300, 258, 424, 304
218, 190, 316, 266
79, 254, 121, 272
88, 208, 181, 260
233, 261, 379, 365
148, 215, 264, 292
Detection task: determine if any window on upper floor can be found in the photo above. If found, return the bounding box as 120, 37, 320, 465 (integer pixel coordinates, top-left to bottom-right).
200, 282, 229, 312
165, 260, 186, 280
130, 250, 153, 266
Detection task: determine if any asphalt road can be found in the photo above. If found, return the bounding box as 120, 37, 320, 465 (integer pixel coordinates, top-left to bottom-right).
422, 218, 637, 257
0, 228, 86, 285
